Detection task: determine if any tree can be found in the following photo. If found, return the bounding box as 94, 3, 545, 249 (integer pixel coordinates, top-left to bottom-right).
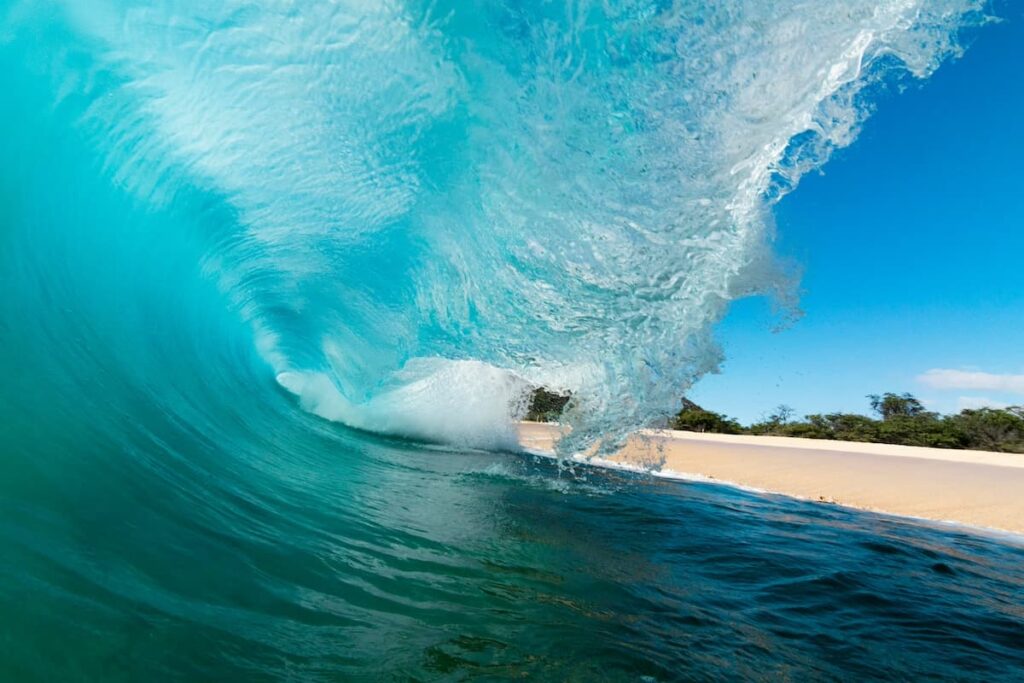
525, 388, 571, 422
747, 404, 795, 435
874, 414, 965, 449
673, 399, 742, 434
947, 408, 1024, 453
868, 392, 927, 420
805, 413, 881, 442
770, 404, 795, 424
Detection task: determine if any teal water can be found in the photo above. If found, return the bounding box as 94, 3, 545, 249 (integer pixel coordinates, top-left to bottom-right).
3, 1, 1023, 680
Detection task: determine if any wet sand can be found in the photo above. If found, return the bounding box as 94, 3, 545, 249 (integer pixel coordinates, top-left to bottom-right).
517, 422, 1024, 536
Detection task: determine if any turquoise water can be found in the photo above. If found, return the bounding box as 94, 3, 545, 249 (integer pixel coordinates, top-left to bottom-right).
3, 1, 1023, 680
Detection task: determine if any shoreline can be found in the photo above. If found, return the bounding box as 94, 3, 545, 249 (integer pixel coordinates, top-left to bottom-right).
517, 422, 1024, 537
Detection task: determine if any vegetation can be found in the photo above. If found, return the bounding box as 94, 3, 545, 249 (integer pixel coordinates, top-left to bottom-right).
671, 399, 743, 434
526, 388, 571, 422
674, 393, 1024, 453
525, 387, 1024, 453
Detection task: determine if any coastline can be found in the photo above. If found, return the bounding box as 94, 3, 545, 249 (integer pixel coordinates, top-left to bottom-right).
517, 422, 1024, 536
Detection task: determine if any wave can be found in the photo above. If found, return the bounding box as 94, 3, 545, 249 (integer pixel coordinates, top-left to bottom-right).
0, 0, 987, 451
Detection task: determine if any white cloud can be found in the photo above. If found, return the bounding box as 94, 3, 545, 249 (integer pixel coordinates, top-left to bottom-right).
917, 369, 1024, 395
956, 396, 1009, 411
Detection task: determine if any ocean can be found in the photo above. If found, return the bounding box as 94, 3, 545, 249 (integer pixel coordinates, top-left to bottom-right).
2, 1, 1022, 680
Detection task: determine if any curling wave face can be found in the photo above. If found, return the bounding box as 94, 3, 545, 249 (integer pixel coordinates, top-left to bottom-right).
0, 0, 988, 449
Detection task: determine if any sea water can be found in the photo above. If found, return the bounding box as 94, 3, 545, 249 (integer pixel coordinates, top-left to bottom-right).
2, 1, 1022, 680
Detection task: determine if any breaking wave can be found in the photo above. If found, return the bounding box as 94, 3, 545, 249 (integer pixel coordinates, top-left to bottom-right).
1, 1, 987, 445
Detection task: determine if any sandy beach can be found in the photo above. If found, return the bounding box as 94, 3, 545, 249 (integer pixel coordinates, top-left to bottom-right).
518, 422, 1024, 536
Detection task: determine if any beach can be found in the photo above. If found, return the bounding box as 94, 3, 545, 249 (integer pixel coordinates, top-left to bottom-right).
518, 422, 1024, 536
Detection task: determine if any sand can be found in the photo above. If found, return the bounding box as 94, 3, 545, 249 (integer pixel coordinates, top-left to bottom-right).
517, 422, 1024, 536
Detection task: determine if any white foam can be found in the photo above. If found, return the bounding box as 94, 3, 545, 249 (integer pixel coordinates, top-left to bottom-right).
278, 357, 530, 451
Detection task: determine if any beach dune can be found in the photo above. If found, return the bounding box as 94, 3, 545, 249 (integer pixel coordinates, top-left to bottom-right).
518, 422, 1024, 536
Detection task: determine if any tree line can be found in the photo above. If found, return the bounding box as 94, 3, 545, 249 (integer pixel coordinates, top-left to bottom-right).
527, 389, 1024, 453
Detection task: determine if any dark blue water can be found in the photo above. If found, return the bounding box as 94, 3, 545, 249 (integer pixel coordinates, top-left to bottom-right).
4, 413, 1023, 680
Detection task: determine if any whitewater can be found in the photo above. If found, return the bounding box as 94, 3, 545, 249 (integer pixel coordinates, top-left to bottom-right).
2, 1, 1023, 681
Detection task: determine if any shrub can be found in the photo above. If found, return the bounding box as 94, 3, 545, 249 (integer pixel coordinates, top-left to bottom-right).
525, 388, 571, 422
672, 399, 743, 434
947, 408, 1024, 453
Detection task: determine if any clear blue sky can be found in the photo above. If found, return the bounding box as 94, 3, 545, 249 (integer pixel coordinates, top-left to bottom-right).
691, 2, 1024, 424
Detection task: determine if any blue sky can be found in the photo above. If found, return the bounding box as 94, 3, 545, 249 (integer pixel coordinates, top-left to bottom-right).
691, 3, 1024, 424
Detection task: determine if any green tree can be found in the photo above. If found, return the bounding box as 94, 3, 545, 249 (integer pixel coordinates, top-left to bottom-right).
947, 407, 1024, 453
805, 413, 881, 442
748, 404, 795, 435
875, 414, 966, 449
868, 392, 927, 420
673, 399, 742, 434
774, 420, 834, 440
525, 388, 571, 422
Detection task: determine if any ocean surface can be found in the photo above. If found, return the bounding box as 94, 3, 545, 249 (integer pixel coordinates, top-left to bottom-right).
2, 1, 1022, 680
